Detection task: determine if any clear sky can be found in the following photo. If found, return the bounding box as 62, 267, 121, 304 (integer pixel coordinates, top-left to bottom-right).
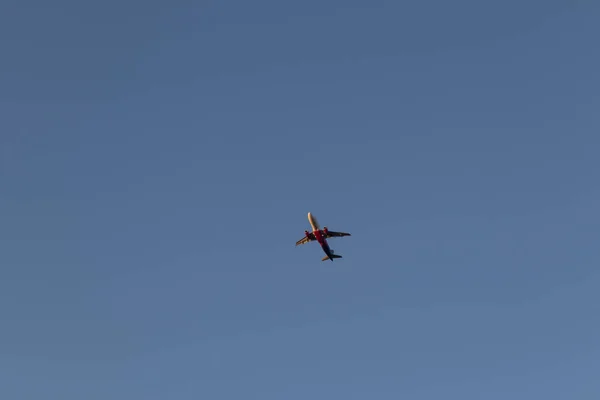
1, 1, 599, 398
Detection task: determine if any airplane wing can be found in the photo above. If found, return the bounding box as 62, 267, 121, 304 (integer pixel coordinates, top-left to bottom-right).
324, 230, 351, 239
296, 232, 316, 246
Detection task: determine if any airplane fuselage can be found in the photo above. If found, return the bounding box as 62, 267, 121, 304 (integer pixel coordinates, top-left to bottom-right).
308, 212, 335, 261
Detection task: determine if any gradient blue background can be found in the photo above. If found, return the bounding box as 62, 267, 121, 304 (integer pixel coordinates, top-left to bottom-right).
1, 1, 599, 398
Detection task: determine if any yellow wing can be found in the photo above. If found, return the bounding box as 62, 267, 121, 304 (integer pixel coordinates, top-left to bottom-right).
296, 232, 316, 246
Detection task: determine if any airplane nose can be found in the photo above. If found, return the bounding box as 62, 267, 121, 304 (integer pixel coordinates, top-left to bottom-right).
307, 212, 319, 229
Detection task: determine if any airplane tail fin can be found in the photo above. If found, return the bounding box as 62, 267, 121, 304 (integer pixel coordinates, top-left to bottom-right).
322, 254, 342, 261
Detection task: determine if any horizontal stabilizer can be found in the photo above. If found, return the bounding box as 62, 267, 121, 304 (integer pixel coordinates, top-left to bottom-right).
322, 254, 342, 261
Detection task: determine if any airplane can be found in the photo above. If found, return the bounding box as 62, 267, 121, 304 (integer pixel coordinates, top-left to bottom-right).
295, 212, 351, 261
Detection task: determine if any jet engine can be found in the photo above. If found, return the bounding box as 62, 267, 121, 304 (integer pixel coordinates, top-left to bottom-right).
304, 230, 310, 238
323, 227, 328, 235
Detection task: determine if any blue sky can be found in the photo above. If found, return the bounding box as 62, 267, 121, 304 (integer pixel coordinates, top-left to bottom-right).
1, 1, 599, 398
